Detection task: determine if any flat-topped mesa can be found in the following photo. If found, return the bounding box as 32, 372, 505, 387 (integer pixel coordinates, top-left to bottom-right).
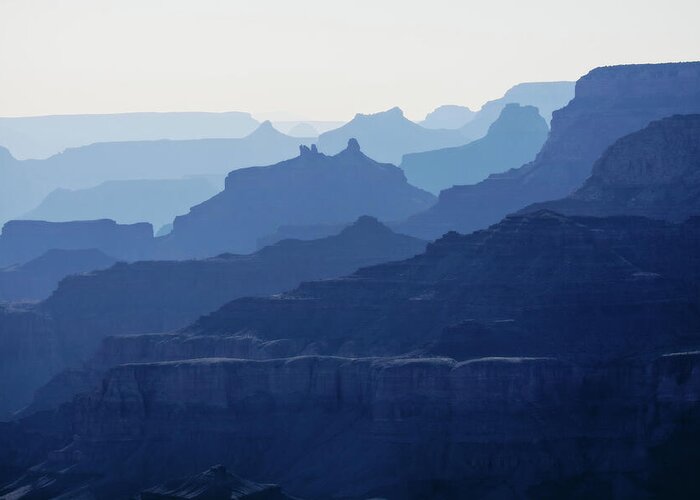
0, 218, 154, 267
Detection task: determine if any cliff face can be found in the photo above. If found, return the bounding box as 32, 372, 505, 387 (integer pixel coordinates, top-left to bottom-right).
398, 62, 700, 240
400, 104, 549, 194
0, 218, 425, 416
0, 218, 153, 267
525, 114, 700, 221
161, 140, 435, 257
191, 211, 700, 360
17, 352, 700, 498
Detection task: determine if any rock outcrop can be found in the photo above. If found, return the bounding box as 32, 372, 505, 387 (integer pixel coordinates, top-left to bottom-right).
0, 218, 154, 267
160, 140, 435, 257
398, 62, 700, 240
525, 114, 700, 221
401, 104, 549, 194
317, 107, 466, 164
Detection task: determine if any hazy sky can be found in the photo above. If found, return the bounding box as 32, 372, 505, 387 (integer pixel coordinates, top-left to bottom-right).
1, 0, 699, 121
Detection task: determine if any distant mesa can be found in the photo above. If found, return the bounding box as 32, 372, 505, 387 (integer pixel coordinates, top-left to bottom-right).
287, 122, 319, 137
317, 107, 466, 164
21, 177, 222, 230
459, 81, 575, 141
421, 104, 475, 129
0, 120, 313, 226
159, 138, 435, 257
0, 111, 261, 160
0, 218, 153, 268
401, 104, 549, 194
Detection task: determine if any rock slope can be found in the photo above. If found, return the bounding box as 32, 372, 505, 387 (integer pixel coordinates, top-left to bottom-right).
525, 114, 700, 221
398, 62, 700, 240
191, 211, 700, 360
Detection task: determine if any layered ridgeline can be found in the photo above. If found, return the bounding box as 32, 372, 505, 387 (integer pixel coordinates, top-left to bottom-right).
420, 104, 475, 129
0, 111, 260, 160
41, 216, 426, 337
0, 219, 154, 268
0, 249, 116, 302
7, 212, 700, 499
0, 218, 425, 416
0, 121, 312, 226
525, 114, 700, 220
160, 140, 435, 257
398, 62, 700, 240
317, 107, 466, 164
21, 177, 222, 230
458, 81, 574, 139
189, 211, 700, 359
401, 104, 549, 194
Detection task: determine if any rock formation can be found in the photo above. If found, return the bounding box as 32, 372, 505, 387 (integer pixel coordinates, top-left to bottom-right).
0, 218, 154, 267
317, 107, 466, 164
160, 140, 435, 257
401, 104, 549, 194
398, 62, 700, 240
524, 114, 700, 221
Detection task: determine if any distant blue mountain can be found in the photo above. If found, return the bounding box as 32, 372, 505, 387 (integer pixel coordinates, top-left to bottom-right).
0, 111, 260, 160
317, 107, 466, 164
420, 105, 475, 129
401, 104, 548, 194
459, 81, 574, 141
0, 121, 313, 226
22, 177, 222, 229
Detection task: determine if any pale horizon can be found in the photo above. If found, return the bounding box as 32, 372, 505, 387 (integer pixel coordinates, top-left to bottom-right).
1, 0, 699, 122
